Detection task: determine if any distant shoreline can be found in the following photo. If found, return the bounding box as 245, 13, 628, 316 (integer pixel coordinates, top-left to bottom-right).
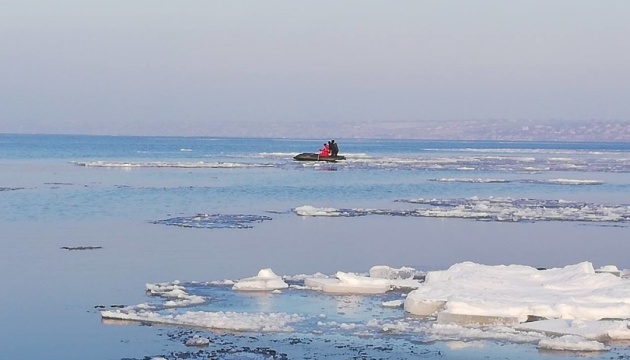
2, 119, 629, 142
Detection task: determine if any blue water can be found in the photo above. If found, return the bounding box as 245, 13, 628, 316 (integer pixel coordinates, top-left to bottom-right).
2, 134, 629, 221
1, 134, 630, 359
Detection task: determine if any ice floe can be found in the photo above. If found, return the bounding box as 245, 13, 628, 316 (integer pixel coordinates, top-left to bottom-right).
429, 178, 511, 183
232, 268, 289, 291
146, 281, 205, 308
516, 319, 630, 341
101, 309, 304, 332
74, 161, 275, 168
294, 196, 630, 223
303, 269, 422, 294
101, 262, 630, 353
151, 213, 272, 229
185, 335, 210, 347
429, 178, 604, 185
537, 335, 608, 352
536, 178, 604, 185
304, 272, 392, 294
369, 265, 417, 280
404, 262, 630, 323
317, 152, 630, 173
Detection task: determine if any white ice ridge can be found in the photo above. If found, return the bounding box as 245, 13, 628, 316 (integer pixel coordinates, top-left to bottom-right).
145, 281, 205, 308
516, 319, 630, 341
293, 205, 345, 217
307, 152, 630, 173
73, 161, 275, 168
304, 266, 422, 294
537, 335, 608, 352
404, 262, 630, 324
429, 178, 604, 185
101, 309, 304, 332
543, 179, 604, 185
232, 268, 289, 291
295, 197, 630, 222
429, 178, 510, 183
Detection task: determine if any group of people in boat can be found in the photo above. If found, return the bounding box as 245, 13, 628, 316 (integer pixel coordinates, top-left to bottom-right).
318, 140, 339, 158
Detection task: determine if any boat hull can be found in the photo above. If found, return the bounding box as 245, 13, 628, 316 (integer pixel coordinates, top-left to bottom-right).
293, 153, 346, 162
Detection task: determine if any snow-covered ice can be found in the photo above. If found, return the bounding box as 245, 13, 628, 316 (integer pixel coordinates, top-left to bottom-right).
232, 268, 289, 291
101, 309, 304, 332
185, 335, 211, 347
304, 270, 421, 294
404, 262, 630, 324
146, 281, 205, 307
295, 196, 630, 223
74, 160, 276, 168
102, 262, 630, 353
304, 272, 392, 294
369, 265, 416, 280
537, 335, 608, 352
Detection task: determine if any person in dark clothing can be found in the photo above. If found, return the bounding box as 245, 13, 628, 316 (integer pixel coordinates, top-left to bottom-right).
329, 140, 339, 157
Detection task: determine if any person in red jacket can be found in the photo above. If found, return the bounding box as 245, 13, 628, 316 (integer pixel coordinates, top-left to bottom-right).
319, 143, 330, 157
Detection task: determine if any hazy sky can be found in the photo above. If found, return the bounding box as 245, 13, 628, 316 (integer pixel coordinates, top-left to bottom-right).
2, 1, 629, 135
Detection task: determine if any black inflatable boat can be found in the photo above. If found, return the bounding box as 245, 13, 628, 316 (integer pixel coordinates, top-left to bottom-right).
293, 153, 346, 162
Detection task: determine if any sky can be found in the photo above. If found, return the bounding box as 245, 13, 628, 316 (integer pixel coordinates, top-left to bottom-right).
1, 1, 629, 136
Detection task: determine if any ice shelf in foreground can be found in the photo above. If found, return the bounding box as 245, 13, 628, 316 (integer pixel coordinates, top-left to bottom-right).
232, 268, 289, 291
537, 335, 608, 352
516, 319, 630, 341
101, 310, 303, 332
404, 262, 630, 324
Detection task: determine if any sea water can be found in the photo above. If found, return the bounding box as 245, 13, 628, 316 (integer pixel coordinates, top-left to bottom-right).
1, 134, 629, 359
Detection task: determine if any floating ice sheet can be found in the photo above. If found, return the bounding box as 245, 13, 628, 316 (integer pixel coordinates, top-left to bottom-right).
101, 262, 630, 354
304, 270, 421, 294
73, 149, 630, 173
151, 213, 272, 229
294, 196, 630, 223
305, 273, 391, 294
146, 281, 205, 308
74, 161, 276, 168
537, 335, 608, 352
404, 262, 630, 324
429, 178, 604, 185
101, 309, 304, 332
233, 268, 289, 291
369, 265, 417, 280
516, 319, 630, 340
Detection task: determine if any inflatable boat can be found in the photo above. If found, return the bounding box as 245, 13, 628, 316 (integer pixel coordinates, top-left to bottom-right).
293, 153, 346, 162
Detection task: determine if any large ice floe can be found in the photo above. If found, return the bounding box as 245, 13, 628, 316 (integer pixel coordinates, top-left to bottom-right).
294, 196, 630, 223
404, 262, 630, 350
303, 265, 422, 294
101, 263, 630, 353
